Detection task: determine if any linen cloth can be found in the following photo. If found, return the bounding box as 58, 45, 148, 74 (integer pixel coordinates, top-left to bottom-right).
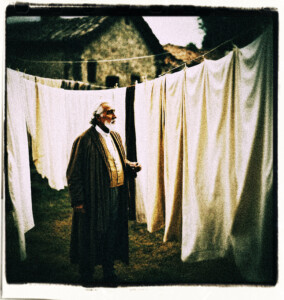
111, 87, 127, 148
22, 78, 37, 161
133, 81, 150, 223
146, 77, 166, 232
133, 27, 274, 283
34, 83, 68, 190
34, 85, 124, 190
134, 78, 166, 229
181, 27, 274, 283
182, 51, 237, 262
6, 69, 126, 260
163, 71, 185, 242
230, 27, 274, 282
7, 69, 35, 260
64, 88, 113, 174
6, 28, 274, 282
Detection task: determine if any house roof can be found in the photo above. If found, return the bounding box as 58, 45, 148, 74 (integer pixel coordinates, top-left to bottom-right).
6, 16, 164, 54
163, 44, 204, 66
6, 16, 115, 42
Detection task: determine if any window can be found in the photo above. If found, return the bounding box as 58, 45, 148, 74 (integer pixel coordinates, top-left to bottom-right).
87, 61, 97, 83
106, 76, 119, 88
72, 62, 81, 81
64, 63, 71, 79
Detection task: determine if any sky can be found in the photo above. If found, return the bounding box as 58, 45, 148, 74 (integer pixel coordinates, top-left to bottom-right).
143, 16, 205, 48
7, 16, 205, 48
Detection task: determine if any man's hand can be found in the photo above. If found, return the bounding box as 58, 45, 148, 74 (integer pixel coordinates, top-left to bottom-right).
128, 161, 142, 173
74, 204, 86, 213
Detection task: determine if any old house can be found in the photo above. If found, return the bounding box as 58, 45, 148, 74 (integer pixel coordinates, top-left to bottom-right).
6, 16, 172, 88
163, 43, 204, 67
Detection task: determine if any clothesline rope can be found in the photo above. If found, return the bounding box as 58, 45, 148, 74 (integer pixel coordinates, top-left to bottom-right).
12, 51, 170, 64
11, 26, 248, 67
159, 24, 265, 77
159, 33, 242, 77
12, 25, 265, 89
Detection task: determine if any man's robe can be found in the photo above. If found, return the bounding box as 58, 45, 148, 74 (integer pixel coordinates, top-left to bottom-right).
67, 126, 129, 266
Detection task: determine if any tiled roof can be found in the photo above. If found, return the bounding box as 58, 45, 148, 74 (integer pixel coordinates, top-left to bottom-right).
163, 44, 204, 66
6, 15, 164, 56
6, 16, 113, 42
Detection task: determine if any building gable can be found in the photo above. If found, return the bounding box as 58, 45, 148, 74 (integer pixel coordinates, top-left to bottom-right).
6, 16, 166, 87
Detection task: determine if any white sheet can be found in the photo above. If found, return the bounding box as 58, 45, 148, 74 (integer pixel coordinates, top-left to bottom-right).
134, 81, 153, 225
7, 69, 35, 260
163, 70, 185, 242
35, 83, 68, 190
6, 28, 274, 282
133, 27, 274, 283
6, 70, 126, 260
180, 27, 274, 283
111, 87, 127, 148
146, 77, 166, 231
182, 51, 237, 262
64, 88, 113, 163
230, 27, 274, 282
35, 85, 125, 191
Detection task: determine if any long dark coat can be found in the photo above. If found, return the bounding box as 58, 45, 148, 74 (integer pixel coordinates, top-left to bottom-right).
66, 126, 130, 266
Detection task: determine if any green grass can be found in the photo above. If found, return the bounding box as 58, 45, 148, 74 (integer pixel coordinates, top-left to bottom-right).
6, 167, 245, 286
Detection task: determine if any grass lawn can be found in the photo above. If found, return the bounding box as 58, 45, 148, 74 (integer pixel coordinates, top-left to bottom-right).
6, 167, 245, 287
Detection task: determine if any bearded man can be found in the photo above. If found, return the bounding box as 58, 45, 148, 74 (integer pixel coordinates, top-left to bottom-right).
67, 102, 141, 286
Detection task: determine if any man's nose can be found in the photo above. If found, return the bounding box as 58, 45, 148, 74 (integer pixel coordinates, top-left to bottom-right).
112, 113, 116, 119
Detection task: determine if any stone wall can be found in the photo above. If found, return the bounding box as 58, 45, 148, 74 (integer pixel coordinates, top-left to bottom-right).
7, 17, 164, 88
80, 17, 161, 87
7, 42, 70, 80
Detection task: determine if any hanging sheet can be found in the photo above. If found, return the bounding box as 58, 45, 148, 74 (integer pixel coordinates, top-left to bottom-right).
6, 27, 274, 282
133, 82, 150, 224
147, 77, 166, 232
163, 71, 185, 241
36, 76, 62, 88
7, 69, 35, 260
230, 28, 274, 283
34, 84, 125, 190
180, 27, 274, 282
6, 69, 126, 260
64, 88, 114, 163
134, 78, 166, 229
35, 83, 68, 190
182, 51, 237, 262
112, 87, 127, 148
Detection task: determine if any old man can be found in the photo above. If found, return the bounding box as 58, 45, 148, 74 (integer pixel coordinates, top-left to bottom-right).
67, 102, 141, 285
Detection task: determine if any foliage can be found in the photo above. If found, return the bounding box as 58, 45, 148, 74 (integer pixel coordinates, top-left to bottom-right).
185, 42, 199, 52
198, 12, 273, 50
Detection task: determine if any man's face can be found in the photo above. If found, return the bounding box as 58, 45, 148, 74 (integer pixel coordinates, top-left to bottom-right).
97, 103, 116, 127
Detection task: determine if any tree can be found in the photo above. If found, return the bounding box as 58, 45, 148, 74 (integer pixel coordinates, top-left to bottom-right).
198, 12, 273, 52
185, 42, 199, 52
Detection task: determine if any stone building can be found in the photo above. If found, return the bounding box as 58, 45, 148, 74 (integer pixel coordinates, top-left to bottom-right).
6, 16, 176, 88
163, 43, 204, 67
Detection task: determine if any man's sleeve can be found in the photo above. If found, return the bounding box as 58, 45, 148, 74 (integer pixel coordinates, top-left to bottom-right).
66, 136, 85, 207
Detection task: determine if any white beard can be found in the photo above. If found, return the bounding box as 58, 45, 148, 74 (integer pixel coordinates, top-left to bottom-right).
104, 120, 116, 132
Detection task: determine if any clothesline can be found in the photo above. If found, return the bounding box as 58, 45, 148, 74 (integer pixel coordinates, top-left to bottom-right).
12, 24, 265, 90
6, 26, 274, 283
12, 51, 170, 64
11, 28, 244, 68
159, 31, 249, 77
